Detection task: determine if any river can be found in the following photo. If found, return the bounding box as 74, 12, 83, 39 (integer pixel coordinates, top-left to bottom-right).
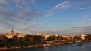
2, 42, 91, 51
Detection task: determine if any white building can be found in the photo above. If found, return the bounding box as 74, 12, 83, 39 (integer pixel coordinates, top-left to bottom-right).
37, 33, 51, 40
81, 33, 87, 40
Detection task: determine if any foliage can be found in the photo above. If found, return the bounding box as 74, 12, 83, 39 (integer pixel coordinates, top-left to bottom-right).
0, 35, 45, 47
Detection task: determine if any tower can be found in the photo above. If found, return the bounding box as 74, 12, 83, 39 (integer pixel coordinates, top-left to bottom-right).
81, 33, 86, 40
11, 28, 15, 34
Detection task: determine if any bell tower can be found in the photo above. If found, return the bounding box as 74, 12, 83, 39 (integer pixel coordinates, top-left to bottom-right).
11, 28, 14, 34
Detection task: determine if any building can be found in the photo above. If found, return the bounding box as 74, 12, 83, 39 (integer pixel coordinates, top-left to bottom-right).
81, 33, 87, 40
11, 28, 15, 35
1, 28, 25, 38
3, 28, 16, 38
37, 33, 51, 40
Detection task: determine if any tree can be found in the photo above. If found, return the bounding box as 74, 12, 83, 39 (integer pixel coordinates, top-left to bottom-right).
73, 35, 82, 40
47, 36, 55, 41
0, 35, 8, 47
85, 34, 91, 41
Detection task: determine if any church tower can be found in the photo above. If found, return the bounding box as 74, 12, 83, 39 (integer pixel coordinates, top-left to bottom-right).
11, 28, 15, 34
81, 33, 86, 40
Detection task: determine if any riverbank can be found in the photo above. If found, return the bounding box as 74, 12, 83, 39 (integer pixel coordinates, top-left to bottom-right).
0, 41, 90, 50
0, 43, 72, 50
0, 44, 43, 50
0, 43, 73, 50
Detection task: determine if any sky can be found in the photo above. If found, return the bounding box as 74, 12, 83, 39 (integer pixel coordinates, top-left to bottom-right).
0, 0, 91, 35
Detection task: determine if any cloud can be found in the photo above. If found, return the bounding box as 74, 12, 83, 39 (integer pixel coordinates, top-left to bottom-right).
0, 6, 43, 28
71, 26, 91, 34
0, 26, 3, 28
45, 1, 71, 17
0, 0, 36, 9
48, 18, 79, 20
78, 8, 85, 10
53, 1, 71, 10
44, 0, 91, 17
48, 17, 91, 21
0, 0, 8, 4
73, 0, 91, 9
14, 0, 36, 7
45, 0, 91, 17
0, 0, 91, 34
38, 25, 91, 35
0, 0, 44, 33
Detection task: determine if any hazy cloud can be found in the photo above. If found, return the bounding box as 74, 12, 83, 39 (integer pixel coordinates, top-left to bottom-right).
78, 8, 85, 10
53, 1, 71, 10
0, 0, 91, 34
0, 0, 43, 32
73, 0, 91, 9
0, 0, 8, 4
45, 1, 71, 17
45, 0, 91, 17
39, 25, 91, 35
0, 7, 43, 28
48, 18, 79, 20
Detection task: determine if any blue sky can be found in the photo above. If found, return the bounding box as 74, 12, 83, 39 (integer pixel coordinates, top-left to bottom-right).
0, 0, 91, 35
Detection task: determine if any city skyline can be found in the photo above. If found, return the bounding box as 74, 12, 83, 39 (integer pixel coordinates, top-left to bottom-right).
0, 0, 91, 35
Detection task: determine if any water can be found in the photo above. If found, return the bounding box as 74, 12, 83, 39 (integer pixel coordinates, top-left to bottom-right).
2, 42, 91, 51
